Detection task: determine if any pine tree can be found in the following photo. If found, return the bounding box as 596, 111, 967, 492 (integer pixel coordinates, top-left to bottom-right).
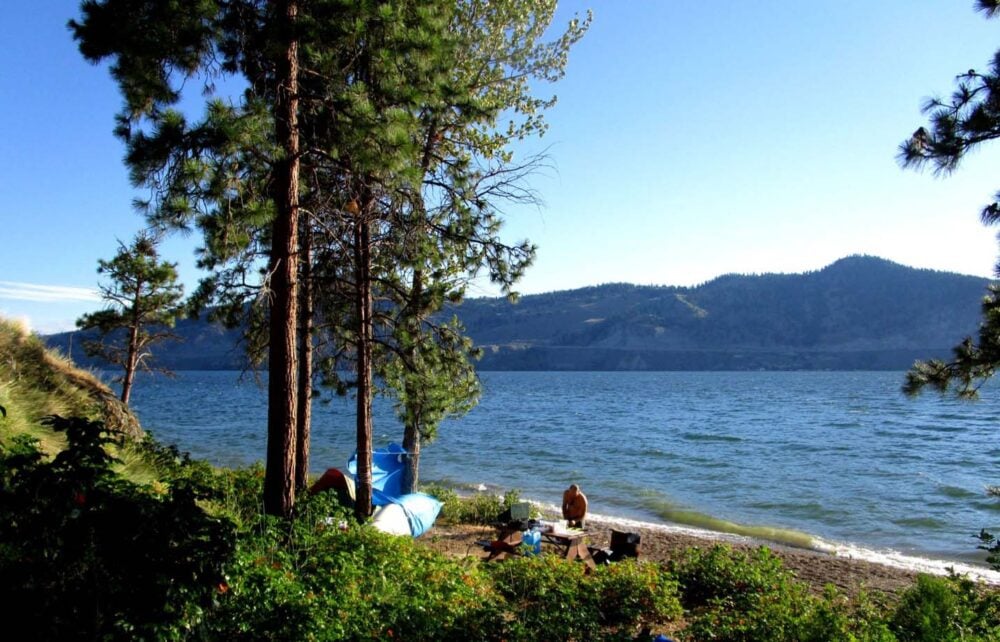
76, 232, 184, 405
72, 0, 302, 516
379, 0, 591, 493
899, 0, 1000, 398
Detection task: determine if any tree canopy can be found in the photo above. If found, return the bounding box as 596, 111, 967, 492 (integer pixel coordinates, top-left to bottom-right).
899, 0, 1000, 398
73, 0, 590, 517
77, 232, 184, 405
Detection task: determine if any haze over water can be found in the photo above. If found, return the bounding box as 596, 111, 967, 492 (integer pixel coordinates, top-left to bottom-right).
131, 370, 1000, 574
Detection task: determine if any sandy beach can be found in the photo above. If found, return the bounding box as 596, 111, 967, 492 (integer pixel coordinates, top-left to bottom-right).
418, 515, 933, 599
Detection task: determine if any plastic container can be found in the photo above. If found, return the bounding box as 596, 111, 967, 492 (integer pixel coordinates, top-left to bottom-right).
522, 530, 542, 555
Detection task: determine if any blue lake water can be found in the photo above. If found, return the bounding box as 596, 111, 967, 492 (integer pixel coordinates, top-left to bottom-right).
129, 370, 1000, 573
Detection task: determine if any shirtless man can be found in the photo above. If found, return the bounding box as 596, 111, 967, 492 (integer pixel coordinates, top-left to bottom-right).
562, 484, 588, 529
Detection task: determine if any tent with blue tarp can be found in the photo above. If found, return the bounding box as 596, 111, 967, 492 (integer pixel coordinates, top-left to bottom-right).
371, 489, 442, 538
347, 442, 407, 504
347, 443, 442, 538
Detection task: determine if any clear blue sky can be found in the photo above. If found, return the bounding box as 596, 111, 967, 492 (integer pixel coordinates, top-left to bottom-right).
4, 1, 1000, 333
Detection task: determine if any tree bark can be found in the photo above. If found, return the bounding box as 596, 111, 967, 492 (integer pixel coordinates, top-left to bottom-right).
401, 269, 423, 494
121, 281, 143, 405
264, 0, 300, 518
353, 212, 374, 522
295, 223, 313, 493
401, 411, 421, 494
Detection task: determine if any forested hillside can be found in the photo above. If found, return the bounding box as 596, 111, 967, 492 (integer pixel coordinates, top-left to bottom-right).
47, 256, 991, 371
451, 255, 990, 369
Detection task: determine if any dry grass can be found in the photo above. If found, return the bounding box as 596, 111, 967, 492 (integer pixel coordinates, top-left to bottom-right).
0, 317, 142, 456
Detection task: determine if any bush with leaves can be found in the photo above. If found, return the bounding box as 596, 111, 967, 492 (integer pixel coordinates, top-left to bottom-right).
486, 554, 683, 641
794, 587, 896, 642
0, 415, 235, 641
422, 483, 526, 525
208, 486, 503, 641
890, 573, 1000, 642
671, 544, 819, 641
591, 559, 683, 634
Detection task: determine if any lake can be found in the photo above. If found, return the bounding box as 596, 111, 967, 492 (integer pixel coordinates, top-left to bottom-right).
129, 370, 1000, 577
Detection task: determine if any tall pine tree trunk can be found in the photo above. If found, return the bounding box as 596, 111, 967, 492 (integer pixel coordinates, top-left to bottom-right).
264, 0, 300, 518
401, 404, 421, 494
121, 323, 139, 405
401, 269, 423, 494
353, 213, 374, 522
295, 224, 313, 493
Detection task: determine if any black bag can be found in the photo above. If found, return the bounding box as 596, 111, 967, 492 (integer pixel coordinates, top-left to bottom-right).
609, 529, 641, 560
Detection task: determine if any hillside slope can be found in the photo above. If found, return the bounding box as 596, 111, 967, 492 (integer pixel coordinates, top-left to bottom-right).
1, 318, 140, 446
460, 256, 990, 370
46, 255, 992, 371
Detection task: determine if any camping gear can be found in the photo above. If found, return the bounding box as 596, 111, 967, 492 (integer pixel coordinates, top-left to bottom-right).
347, 443, 408, 504
523, 529, 542, 555
308, 468, 356, 507
591, 529, 641, 565
368, 489, 442, 538
345, 444, 443, 537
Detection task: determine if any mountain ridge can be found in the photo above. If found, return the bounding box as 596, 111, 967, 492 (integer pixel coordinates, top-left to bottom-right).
45, 255, 993, 371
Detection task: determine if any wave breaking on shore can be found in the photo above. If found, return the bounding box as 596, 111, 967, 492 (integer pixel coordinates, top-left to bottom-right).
526, 500, 1000, 585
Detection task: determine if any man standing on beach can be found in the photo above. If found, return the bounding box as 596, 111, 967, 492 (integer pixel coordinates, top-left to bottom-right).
562, 484, 588, 529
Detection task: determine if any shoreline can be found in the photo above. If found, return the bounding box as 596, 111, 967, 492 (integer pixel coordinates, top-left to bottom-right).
420, 498, 1000, 597
581, 509, 1000, 586
514, 496, 1000, 585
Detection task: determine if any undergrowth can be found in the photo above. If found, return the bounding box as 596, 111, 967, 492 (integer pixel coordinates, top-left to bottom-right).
3, 412, 999, 641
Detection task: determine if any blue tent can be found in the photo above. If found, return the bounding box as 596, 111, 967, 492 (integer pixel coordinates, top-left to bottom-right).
371, 489, 442, 538
347, 442, 407, 504
348, 443, 442, 538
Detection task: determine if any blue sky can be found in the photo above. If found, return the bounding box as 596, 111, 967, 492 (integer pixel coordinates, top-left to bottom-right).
4, 1, 1000, 333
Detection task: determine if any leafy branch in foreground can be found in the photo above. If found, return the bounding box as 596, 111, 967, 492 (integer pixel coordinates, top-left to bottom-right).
902, 285, 1000, 399
899, 1, 1000, 572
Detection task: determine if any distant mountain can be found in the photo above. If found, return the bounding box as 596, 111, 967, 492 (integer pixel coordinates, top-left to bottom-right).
47, 315, 247, 372
46, 255, 992, 371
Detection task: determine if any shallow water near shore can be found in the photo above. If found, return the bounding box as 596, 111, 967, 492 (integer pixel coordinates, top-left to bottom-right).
129, 370, 1000, 577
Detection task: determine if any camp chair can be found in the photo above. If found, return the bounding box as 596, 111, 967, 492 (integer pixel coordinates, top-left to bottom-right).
590, 529, 641, 565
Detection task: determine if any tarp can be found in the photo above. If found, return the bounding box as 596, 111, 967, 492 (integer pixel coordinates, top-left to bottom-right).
371, 490, 443, 538
347, 443, 443, 537
347, 442, 407, 504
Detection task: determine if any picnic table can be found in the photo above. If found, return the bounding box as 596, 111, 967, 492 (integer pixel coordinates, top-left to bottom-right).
541, 529, 597, 570
483, 521, 596, 570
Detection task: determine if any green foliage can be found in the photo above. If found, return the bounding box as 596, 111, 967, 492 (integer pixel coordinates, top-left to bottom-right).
77, 231, 184, 404
979, 529, 1000, 571
671, 544, 818, 641
890, 573, 1000, 641
0, 415, 234, 641
591, 560, 684, 632
423, 483, 524, 525
796, 587, 896, 642
208, 487, 502, 641
487, 554, 681, 641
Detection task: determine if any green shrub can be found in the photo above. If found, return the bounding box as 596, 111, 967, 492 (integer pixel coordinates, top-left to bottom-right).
891, 573, 1000, 642
591, 560, 683, 632
209, 488, 502, 641
486, 554, 682, 640
796, 586, 896, 642
422, 483, 523, 525
671, 544, 797, 610
672, 545, 817, 641
487, 553, 604, 640
0, 415, 235, 641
